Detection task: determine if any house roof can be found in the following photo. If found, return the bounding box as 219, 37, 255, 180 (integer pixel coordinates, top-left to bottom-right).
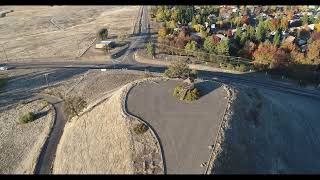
215, 34, 226, 40
284, 36, 295, 43
97, 41, 114, 45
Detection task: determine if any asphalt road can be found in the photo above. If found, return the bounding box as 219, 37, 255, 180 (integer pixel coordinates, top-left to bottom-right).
34, 95, 66, 174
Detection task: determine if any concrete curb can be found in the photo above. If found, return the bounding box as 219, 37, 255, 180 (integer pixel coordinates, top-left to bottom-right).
120, 77, 168, 174
203, 85, 236, 174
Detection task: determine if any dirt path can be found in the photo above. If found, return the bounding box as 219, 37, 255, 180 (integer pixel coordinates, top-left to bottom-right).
34, 95, 66, 174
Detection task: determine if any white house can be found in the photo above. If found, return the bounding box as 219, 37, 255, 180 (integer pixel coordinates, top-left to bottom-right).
95, 41, 115, 49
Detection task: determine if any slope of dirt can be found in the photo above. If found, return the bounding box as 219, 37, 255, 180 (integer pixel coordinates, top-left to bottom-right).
52, 76, 163, 174
211, 86, 320, 174
53, 85, 135, 174
0, 99, 54, 174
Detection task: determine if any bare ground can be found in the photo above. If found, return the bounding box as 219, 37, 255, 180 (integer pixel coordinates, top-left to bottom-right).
52, 76, 163, 174
0, 6, 140, 61
0, 99, 54, 174
211, 85, 320, 174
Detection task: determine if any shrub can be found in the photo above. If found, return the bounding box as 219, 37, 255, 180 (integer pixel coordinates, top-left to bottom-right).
18, 112, 35, 124
173, 84, 182, 97
63, 96, 87, 120
173, 84, 200, 101
226, 63, 234, 70
164, 60, 194, 79
41, 100, 49, 109
184, 88, 200, 101
133, 123, 149, 135
236, 64, 248, 72
143, 71, 154, 78
97, 28, 108, 40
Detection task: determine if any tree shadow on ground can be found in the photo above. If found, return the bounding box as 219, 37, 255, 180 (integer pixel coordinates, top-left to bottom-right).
34, 110, 49, 121
194, 81, 222, 98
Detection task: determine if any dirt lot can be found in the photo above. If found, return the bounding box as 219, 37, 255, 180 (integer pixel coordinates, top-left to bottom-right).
211, 85, 320, 174
0, 6, 140, 61
126, 79, 228, 174
0, 99, 54, 174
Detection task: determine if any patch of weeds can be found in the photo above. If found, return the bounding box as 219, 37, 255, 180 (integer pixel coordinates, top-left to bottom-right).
133, 123, 149, 135
17, 112, 35, 124
143, 71, 154, 78
41, 100, 49, 109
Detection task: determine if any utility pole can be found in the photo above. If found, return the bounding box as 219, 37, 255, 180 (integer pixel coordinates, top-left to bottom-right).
1, 44, 8, 63
44, 73, 49, 87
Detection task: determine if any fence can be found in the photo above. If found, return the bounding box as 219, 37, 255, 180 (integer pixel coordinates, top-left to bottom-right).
153, 42, 253, 65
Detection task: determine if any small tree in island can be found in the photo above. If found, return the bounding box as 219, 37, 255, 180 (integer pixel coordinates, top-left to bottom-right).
164, 60, 200, 101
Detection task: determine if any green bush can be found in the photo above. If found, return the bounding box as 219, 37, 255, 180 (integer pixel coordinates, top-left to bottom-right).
133, 123, 149, 135
164, 60, 197, 79
18, 112, 35, 124
63, 96, 87, 120
236, 64, 249, 72
226, 63, 234, 70
173, 85, 182, 97
173, 84, 200, 101
184, 88, 200, 101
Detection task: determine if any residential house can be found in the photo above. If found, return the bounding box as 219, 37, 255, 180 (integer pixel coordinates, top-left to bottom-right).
95, 41, 115, 49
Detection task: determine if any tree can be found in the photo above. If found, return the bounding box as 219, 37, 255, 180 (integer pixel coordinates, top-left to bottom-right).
315, 23, 320, 32
269, 19, 280, 32
301, 14, 309, 25
256, 21, 266, 42
158, 26, 168, 38
63, 96, 87, 120
203, 36, 216, 54
240, 31, 248, 45
164, 60, 196, 79
97, 28, 108, 40
216, 39, 230, 55
247, 25, 256, 41
253, 41, 278, 67
242, 15, 250, 25
306, 40, 320, 64
146, 42, 155, 57
234, 16, 242, 27
273, 30, 281, 47
280, 17, 289, 32
193, 24, 202, 32
185, 40, 197, 53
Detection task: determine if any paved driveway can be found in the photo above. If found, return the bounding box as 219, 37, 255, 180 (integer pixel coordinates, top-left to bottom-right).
126, 79, 227, 174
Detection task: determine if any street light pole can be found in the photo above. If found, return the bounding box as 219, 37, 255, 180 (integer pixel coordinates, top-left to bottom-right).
44, 73, 49, 87
1, 44, 8, 63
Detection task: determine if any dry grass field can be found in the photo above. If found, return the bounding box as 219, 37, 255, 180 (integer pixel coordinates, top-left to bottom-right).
0, 99, 54, 174
0, 6, 140, 61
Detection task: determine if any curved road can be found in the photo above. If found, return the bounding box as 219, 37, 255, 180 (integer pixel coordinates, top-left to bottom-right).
34, 95, 66, 174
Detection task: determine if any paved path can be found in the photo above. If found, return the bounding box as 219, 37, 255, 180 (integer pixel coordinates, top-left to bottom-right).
34, 95, 66, 174
126, 80, 228, 174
